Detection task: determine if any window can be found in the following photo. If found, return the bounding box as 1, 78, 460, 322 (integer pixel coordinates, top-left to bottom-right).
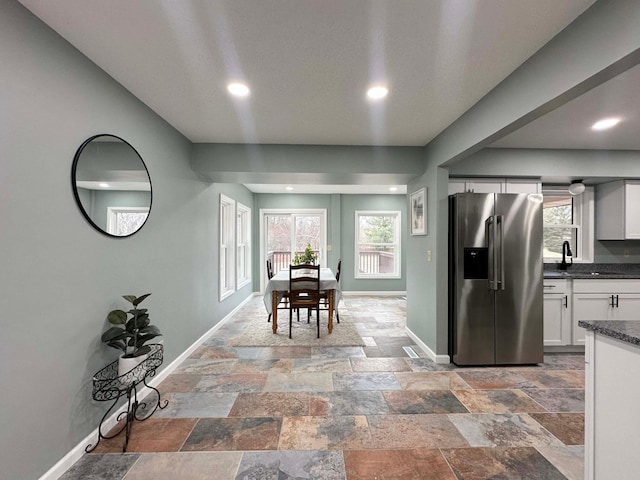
236, 202, 251, 289
543, 187, 594, 263
355, 211, 401, 279
261, 209, 326, 278
106, 207, 149, 236
219, 194, 236, 300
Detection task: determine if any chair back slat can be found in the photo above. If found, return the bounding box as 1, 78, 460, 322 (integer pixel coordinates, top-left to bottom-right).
289, 264, 320, 307
266, 259, 274, 279
335, 259, 342, 282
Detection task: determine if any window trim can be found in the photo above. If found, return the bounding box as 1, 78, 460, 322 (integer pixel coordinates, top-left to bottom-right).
236, 202, 252, 290
219, 194, 236, 300
259, 208, 327, 291
106, 206, 149, 236
354, 210, 401, 279
542, 187, 594, 264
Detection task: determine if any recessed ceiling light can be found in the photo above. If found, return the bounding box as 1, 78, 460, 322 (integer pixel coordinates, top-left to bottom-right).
227, 82, 250, 97
389, 187, 398, 192
285, 186, 294, 191
367, 85, 388, 100
591, 117, 621, 131
98, 183, 109, 188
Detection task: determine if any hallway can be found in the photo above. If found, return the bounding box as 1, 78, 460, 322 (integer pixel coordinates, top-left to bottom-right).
61, 296, 584, 479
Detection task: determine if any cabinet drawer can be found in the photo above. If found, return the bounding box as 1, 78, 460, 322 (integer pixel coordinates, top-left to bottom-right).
544, 279, 567, 291
573, 279, 640, 294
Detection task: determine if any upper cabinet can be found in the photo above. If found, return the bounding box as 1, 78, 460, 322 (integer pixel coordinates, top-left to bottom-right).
449, 177, 541, 196
596, 180, 640, 240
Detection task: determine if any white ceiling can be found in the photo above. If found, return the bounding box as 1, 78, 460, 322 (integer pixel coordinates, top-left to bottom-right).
23, 0, 632, 193
19, 0, 595, 147
492, 63, 640, 150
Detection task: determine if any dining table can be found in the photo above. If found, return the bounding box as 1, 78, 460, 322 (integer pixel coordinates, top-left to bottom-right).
263, 267, 341, 334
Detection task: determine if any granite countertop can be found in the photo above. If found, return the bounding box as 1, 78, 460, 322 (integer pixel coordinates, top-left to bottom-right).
578, 320, 640, 346
543, 263, 640, 279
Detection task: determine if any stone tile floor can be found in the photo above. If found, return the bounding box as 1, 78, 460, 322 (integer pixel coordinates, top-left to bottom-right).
61, 296, 584, 479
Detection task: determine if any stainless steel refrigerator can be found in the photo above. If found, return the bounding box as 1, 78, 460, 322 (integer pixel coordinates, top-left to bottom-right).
448, 193, 543, 366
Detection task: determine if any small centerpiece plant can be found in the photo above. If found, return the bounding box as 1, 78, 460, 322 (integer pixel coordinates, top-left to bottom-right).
292, 243, 318, 265
101, 293, 162, 374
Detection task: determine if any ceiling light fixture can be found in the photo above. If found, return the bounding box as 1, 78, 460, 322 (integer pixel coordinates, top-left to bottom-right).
568, 179, 586, 196
389, 187, 398, 192
591, 117, 620, 131
98, 183, 109, 188
285, 186, 294, 191
367, 85, 388, 100
227, 82, 250, 97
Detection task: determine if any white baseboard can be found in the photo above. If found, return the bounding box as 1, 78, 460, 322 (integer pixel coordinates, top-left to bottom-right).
39, 294, 255, 480
341, 291, 406, 296
405, 327, 451, 364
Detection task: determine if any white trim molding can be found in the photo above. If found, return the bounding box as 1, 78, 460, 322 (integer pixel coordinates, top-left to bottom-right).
39, 293, 256, 480
405, 327, 451, 364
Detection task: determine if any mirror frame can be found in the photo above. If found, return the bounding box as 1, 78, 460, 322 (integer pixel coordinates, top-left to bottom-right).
71, 134, 152, 238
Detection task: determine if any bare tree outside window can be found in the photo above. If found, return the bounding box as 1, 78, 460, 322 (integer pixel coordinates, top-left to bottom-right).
543, 194, 577, 259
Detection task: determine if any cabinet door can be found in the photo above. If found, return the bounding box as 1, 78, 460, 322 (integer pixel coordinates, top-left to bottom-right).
543, 293, 570, 346
505, 179, 541, 194
572, 294, 616, 345
466, 179, 504, 194
612, 294, 640, 320
448, 180, 466, 195
624, 182, 640, 239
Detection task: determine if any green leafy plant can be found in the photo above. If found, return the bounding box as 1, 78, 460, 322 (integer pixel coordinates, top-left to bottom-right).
101, 293, 162, 358
292, 243, 318, 265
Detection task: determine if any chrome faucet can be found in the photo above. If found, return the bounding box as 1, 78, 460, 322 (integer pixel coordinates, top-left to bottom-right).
559, 241, 573, 270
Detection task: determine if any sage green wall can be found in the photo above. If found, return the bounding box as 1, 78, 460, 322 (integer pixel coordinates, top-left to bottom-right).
255, 193, 406, 292
0, 2, 250, 478
406, 159, 449, 356
340, 195, 407, 292
193, 143, 424, 185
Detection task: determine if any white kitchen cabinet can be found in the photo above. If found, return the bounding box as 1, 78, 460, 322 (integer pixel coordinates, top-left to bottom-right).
448, 177, 541, 195
543, 279, 571, 346
584, 329, 640, 479
504, 179, 541, 194
595, 180, 640, 240
572, 279, 640, 345
448, 179, 467, 195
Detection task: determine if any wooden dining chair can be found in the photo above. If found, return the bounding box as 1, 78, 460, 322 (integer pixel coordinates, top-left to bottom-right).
289, 264, 321, 339
320, 259, 341, 323
266, 259, 290, 323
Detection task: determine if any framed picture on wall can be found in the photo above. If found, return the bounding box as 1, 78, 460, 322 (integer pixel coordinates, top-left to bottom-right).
410, 188, 427, 235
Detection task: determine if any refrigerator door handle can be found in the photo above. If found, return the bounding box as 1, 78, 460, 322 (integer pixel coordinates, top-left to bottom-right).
485, 215, 498, 290
497, 215, 505, 290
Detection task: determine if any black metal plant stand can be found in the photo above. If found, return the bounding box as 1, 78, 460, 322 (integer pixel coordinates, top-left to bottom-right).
86, 344, 168, 453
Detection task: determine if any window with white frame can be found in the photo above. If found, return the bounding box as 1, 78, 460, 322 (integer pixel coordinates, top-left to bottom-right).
355, 211, 401, 279
236, 202, 251, 289
106, 207, 149, 236
219, 194, 236, 300
542, 187, 594, 263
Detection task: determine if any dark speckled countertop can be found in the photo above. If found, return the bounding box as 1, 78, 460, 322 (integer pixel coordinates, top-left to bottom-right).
543, 263, 640, 279
578, 320, 640, 346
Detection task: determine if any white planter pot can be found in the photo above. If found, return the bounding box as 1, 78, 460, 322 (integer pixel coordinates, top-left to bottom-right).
118, 353, 148, 377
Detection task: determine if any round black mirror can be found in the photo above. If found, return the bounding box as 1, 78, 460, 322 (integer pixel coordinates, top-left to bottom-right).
71, 134, 152, 237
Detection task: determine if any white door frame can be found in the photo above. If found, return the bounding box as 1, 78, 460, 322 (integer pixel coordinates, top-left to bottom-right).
259, 208, 327, 292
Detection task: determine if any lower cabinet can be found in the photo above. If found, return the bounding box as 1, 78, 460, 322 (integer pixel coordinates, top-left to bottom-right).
572, 279, 640, 345
584, 330, 640, 479
543, 278, 640, 347
543, 280, 571, 346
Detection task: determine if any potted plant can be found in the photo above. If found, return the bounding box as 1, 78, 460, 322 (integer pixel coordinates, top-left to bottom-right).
101, 293, 162, 376
292, 243, 318, 265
